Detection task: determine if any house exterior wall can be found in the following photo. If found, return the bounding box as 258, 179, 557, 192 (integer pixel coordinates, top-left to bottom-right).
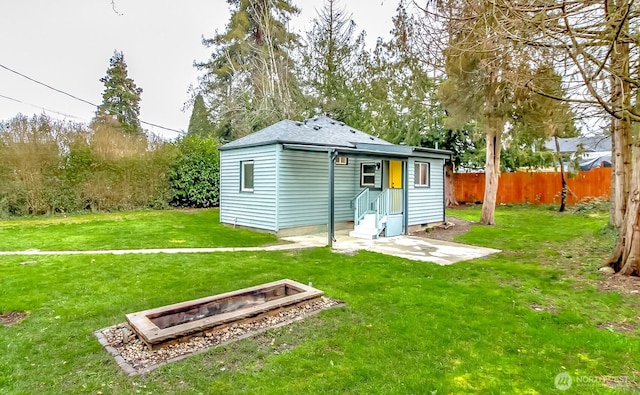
219, 145, 278, 231
351, 158, 383, 191
220, 144, 448, 232
277, 149, 357, 229
407, 157, 445, 225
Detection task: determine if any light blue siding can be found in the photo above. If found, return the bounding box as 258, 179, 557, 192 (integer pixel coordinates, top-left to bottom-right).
220, 143, 447, 232
220, 145, 278, 231
277, 149, 357, 229
407, 158, 445, 225
334, 156, 358, 222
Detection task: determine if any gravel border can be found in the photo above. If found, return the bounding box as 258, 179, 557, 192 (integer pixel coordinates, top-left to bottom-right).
94, 296, 343, 376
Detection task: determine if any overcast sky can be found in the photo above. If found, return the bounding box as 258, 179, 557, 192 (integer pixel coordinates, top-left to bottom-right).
0, 0, 397, 139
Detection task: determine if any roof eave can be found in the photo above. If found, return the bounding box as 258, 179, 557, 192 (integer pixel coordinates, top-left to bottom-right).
281, 143, 452, 160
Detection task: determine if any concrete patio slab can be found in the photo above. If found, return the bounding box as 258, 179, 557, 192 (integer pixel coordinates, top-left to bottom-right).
282, 230, 500, 265
0, 232, 499, 264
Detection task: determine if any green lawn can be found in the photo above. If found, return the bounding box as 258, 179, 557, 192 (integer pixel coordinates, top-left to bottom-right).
0, 209, 278, 250
1, 206, 638, 394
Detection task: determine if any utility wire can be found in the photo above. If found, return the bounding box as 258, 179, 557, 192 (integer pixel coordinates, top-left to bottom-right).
0, 62, 185, 134
0, 63, 97, 107
0, 92, 85, 120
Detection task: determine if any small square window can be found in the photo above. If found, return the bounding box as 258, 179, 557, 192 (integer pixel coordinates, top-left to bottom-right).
241, 161, 254, 192
336, 156, 348, 165
361, 163, 376, 187
414, 162, 430, 187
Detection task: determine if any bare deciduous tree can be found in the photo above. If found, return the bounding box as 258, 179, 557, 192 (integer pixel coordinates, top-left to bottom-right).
442, 0, 640, 274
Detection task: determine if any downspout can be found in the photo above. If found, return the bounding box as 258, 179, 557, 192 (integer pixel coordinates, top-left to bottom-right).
275, 145, 281, 232
403, 159, 409, 235
328, 149, 338, 247
442, 161, 447, 224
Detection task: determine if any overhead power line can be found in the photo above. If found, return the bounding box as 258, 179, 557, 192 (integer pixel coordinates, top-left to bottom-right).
0, 62, 185, 134
0, 92, 85, 120
0, 63, 97, 107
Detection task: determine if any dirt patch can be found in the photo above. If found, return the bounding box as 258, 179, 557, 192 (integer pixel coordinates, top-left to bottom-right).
410, 216, 474, 242
0, 311, 28, 326
528, 303, 558, 314
599, 273, 640, 297
597, 321, 637, 333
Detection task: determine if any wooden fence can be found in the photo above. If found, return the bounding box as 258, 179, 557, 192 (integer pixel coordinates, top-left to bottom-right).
453, 167, 611, 205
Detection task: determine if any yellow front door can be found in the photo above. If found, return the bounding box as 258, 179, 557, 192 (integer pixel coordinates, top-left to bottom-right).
389, 160, 402, 189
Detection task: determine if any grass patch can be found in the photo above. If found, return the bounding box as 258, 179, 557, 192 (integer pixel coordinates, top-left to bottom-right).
1, 206, 639, 394
0, 209, 278, 250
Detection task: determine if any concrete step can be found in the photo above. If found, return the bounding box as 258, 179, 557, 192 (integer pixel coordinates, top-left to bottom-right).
358, 214, 376, 226
349, 230, 378, 239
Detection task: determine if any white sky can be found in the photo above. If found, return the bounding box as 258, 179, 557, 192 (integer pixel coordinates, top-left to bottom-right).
0, 0, 397, 139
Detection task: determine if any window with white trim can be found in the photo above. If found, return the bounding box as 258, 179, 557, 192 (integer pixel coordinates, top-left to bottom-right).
414, 162, 430, 187
336, 156, 348, 165
241, 160, 254, 192
360, 163, 376, 187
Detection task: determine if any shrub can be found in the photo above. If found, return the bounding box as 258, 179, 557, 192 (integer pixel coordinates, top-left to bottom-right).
0, 114, 177, 216
170, 135, 220, 208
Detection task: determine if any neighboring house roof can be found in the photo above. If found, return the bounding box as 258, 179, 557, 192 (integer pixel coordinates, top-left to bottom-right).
580, 155, 612, 171
220, 116, 392, 151
544, 135, 611, 153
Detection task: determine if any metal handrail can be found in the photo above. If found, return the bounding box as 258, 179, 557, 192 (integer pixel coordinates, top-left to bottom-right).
353, 188, 370, 226
350, 188, 368, 207
353, 188, 404, 232
373, 190, 387, 231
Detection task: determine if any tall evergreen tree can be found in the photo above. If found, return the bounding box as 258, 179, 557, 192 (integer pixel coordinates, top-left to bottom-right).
300, 0, 366, 119
431, 0, 518, 225
362, 2, 442, 145
94, 51, 143, 136
187, 94, 214, 137
198, 0, 303, 141
362, 2, 478, 206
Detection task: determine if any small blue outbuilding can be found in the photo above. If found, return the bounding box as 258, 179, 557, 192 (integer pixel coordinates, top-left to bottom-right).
219, 116, 451, 245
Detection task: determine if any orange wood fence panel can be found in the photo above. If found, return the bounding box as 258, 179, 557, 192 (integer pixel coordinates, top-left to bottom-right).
453, 167, 611, 205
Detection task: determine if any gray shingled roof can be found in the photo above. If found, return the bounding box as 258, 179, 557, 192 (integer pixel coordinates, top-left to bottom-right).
544, 135, 611, 153
220, 116, 392, 150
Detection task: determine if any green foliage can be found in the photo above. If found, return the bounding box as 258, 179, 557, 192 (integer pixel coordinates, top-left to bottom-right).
300, 0, 367, 118
0, 114, 175, 217
170, 135, 220, 208
187, 93, 214, 137
198, 0, 305, 141
506, 64, 578, 170
570, 196, 611, 215
95, 51, 143, 136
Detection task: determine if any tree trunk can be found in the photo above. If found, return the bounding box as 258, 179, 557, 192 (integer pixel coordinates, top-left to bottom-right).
480, 116, 503, 225
554, 134, 567, 212
605, 0, 639, 276
609, 121, 617, 227
609, 0, 632, 229
611, 113, 632, 230
444, 161, 458, 207
607, 142, 640, 274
